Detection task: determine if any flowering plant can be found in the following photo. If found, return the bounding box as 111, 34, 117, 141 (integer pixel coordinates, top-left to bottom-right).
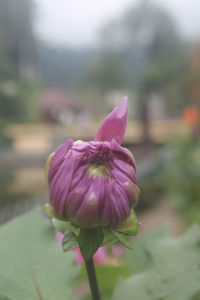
44, 97, 139, 299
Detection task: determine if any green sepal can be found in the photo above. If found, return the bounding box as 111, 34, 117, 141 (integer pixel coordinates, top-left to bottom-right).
101, 228, 118, 247
52, 218, 79, 236
43, 203, 67, 221
62, 231, 78, 252
78, 227, 104, 261
116, 209, 139, 236
108, 229, 133, 250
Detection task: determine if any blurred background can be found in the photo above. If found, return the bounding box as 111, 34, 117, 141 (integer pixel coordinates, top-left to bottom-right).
1, 0, 200, 234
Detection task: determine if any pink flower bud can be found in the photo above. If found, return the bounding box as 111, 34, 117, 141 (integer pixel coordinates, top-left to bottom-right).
46, 97, 139, 228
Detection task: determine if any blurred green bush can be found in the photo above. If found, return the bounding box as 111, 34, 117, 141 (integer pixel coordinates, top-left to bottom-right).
0, 79, 39, 146
165, 133, 200, 225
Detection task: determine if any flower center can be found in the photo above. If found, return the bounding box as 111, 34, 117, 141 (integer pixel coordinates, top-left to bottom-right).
91, 147, 112, 165
85, 146, 113, 178
87, 164, 107, 178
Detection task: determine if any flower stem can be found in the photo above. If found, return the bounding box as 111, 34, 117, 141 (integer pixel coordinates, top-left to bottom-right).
85, 257, 101, 300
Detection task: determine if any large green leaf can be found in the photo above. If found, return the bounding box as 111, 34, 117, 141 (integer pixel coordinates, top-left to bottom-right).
113, 226, 200, 300
0, 208, 80, 300
125, 226, 171, 274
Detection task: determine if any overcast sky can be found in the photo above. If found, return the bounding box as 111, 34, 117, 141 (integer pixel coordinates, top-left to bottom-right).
34, 0, 200, 47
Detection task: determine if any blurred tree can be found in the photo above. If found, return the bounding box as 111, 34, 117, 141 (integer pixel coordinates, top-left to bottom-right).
165, 134, 200, 225
0, 0, 36, 79
187, 43, 200, 106
37, 45, 96, 89
100, 0, 187, 142
87, 53, 126, 96
0, 0, 38, 145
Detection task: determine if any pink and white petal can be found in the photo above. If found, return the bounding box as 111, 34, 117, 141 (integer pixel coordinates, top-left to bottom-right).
48, 138, 73, 181
74, 247, 108, 265
93, 247, 108, 265
55, 231, 64, 245
95, 97, 128, 144
50, 150, 79, 217
110, 139, 136, 170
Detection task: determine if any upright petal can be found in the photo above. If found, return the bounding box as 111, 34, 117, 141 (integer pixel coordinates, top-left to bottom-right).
48, 138, 73, 182
95, 97, 128, 144
50, 150, 79, 217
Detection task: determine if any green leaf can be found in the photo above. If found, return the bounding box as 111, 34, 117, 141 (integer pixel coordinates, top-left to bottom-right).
52, 218, 79, 235
101, 228, 118, 247
116, 209, 139, 236
0, 207, 80, 300
108, 229, 133, 250
125, 226, 171, 274
0, 295, 11, 300
78, 227, 104, 261
62, 231, 78, 252
113, 226, 200, 300
52, 218, 69, 233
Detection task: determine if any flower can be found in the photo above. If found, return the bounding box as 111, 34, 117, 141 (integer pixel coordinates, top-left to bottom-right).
55, 231, 108, 265
111, 244, 124, 257
46, 97, 139, 229
74, 247, 108, 265
182, 106, 200, 128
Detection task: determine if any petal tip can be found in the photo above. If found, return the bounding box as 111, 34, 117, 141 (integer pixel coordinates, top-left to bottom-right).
117, 96, 128, 118
121, 96, 128, 104
95, 97, 128, 144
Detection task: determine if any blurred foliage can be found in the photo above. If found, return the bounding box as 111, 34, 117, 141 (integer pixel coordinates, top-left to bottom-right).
95, 0, 188, 141
136, 145, 171, 210
100, 0, 187, 102
0, 0, 35, 76
0, 209, 200, 300
0, 169, 14, 209
137, 132, 200, 225
0, 0, 39, 145
37, 45, 96, 89
164, 133, 200, 225
36, 0, 190, 122
0, 80, 39, 123
0, 208, 80, 300
138, 171, 166, 210
0, 56, 16, 81
87, 53, 126, 94
0, 119, 12, 146
113, 225, 200, 300
124, 226, 171, 274
0, 79, 39, 145
0, 0, 191, 133
187, 44, 200, 105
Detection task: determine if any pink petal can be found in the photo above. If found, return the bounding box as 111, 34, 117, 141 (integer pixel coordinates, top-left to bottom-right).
55, 231, 64, 245
95, 97, 128, 144
74, 248, 85, 264
93, 247, 108, 265
74, 247, 108, 265
50, 150, 80, 217
48, 138, 73, 182
111, 244, 124, 257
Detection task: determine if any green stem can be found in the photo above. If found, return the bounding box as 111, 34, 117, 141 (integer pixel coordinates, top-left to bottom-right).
85, 257, 101, 300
